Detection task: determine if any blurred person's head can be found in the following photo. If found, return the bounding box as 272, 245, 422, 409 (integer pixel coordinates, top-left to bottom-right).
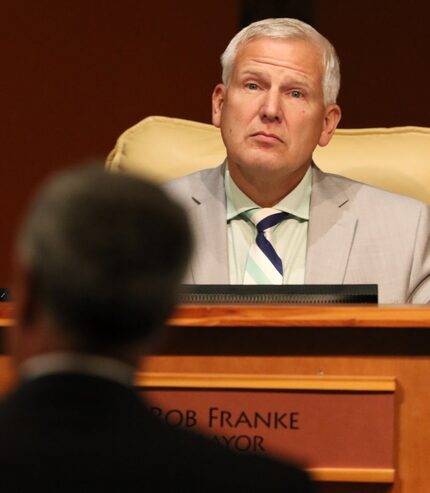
12, 165, 191, 366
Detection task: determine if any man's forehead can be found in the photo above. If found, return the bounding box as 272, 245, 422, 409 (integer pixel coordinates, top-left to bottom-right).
232, 36, 324, 80
236, 36, 322, 58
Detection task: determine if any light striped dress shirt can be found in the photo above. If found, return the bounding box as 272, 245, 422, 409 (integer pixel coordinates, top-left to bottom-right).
225, 166, 311, 284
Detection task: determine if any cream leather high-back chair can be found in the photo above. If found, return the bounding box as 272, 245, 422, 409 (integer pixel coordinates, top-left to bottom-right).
107, 116, 430, 205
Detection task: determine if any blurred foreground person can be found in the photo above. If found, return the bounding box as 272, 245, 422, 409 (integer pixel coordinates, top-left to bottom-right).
0, 166, 312, 492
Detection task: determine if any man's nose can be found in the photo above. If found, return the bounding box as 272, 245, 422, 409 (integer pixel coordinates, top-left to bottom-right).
260, 90, 283, 123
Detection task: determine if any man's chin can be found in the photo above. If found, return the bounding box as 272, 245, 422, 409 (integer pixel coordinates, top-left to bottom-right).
237, 157, 292, 173
229, 154, 310, 182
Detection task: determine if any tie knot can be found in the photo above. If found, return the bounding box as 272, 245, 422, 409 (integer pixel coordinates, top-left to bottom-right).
245, 208, 288, 233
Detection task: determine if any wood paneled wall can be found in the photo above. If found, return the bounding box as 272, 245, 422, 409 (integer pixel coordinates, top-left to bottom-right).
1, 1, 238, 285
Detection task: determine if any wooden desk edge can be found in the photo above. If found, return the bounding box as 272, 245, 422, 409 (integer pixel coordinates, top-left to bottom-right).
169, 303, 430, 327
3, 302, 430, 328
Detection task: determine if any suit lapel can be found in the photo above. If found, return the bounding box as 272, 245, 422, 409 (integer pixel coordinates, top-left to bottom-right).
305, 166, 358, 284
188, 164, 229, 283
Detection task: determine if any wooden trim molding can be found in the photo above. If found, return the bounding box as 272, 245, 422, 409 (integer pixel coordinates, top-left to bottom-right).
309, 467, 395, 483
169, 303, 430, 328
136, 372, 395, 392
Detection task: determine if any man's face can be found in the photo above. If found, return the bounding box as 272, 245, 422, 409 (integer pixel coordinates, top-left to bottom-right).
212, 37, 341, 185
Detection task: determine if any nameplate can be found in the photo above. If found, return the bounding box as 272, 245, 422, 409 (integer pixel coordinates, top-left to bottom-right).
136, 373, 395, 483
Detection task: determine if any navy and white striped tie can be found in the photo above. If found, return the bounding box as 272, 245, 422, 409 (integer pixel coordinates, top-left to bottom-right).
243, 208, 288, 284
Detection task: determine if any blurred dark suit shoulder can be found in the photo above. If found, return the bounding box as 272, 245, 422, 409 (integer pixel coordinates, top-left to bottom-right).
0, 373, 313, 492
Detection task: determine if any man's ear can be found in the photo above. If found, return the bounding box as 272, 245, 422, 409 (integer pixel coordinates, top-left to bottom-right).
212, 84, 226, 128
13, 261, 38, 330
8, 261, 42, 367
318, 104, 342, 147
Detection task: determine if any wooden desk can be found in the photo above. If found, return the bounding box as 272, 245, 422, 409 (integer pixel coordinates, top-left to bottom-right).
3, 302, 430, 492
144, 304, 430, 493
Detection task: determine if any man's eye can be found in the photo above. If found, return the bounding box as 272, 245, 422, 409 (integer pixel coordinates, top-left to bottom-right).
246, 83, 259, 90
291, 90, 303, 98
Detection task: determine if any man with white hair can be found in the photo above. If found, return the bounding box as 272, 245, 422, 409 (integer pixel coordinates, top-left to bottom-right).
165, 18, 430, 303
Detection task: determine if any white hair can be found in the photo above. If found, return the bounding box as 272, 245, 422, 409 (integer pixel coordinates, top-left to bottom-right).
220, 18, 340, 105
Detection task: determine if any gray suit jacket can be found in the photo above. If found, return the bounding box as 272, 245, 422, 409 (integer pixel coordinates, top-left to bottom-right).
164, 164, 430, 303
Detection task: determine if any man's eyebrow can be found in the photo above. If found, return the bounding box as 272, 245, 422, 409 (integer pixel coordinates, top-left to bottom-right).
238, 69, 311, 88
238, 69, 265, 78
282, 77, 312, 88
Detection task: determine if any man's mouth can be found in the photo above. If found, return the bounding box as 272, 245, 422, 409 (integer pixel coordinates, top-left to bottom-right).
250, 132, 284, 143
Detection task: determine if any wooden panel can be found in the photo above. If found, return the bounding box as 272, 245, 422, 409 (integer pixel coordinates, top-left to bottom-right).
0, 2, 239, 284
139, 372, 395, 482
140, 354, 425, 492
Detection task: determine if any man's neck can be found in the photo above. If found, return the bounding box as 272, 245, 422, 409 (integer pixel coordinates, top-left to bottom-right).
227, 163, 311, 207
13, 317, 143, 375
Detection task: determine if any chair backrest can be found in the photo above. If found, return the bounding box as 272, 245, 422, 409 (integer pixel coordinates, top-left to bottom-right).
107, 115, 430, 205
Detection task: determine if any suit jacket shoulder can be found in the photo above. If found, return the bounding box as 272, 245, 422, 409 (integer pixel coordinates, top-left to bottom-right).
163, 164, 229, 283
308, 166, 430, 303
163, 164, 225, 208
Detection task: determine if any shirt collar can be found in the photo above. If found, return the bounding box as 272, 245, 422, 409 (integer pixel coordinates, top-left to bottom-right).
225, 165, 312, 221
19, 352, 135, 386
